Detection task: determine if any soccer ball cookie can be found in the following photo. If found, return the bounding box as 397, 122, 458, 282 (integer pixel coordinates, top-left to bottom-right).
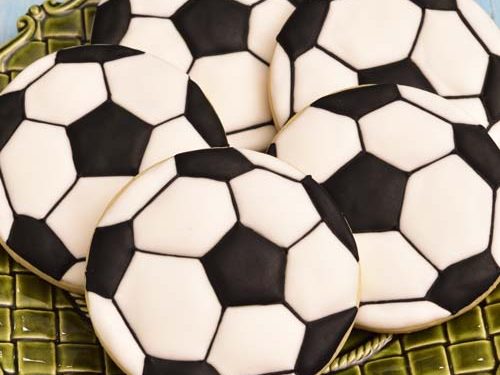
270, 84, 500, 333
0, 45, 227, 293
269, 0, 500, 144
92, 0, 302, 151
86, 147, 360, 375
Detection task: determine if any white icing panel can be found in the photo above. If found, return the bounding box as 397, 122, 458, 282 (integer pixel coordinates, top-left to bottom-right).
105, 53, 189, 125
133, 177, 236, 257
227, 125, 276, 152
87, 293, 145, 375
47, 177, 130, 259
248, 0, 295, 63
286, 223, 359, 322
0, 179, 13, 241
491, 189, 500, 267
2, 53, 56, 95
355, 231, 438, 302
275, 107, 361, 183
139, 116, 209, 171
230, 169, 320, 247
208, 305, 305, 375
122, 18, 193, 72
61, 261, 86, 287
360, 100, 454, 172
447, 97, 489, 127
398, 85, 475, 125
0, 121, 76, 219
25, 63, 107, 125
293, 47, 357, 114
401, 155, 492, 270
99, 158, 177, 227
318, 0, 421, 69
115, 253, 221, 360
270, 44, 292, 128
412, 10, 489, 96
356, 301, 451, 332
129, 0, 187, 17
238, 148, 305, 181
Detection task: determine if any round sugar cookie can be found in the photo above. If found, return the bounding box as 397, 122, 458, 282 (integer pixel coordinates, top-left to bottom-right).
0, 44, 227, 293
269, 0, 500, 143
269, 84, 500, 333
86, 147, 360, 375
91, 0, 302, 151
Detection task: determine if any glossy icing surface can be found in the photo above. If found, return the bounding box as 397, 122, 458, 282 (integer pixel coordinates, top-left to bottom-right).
92, 0, 301, 151
86, 147, 360, 375
0, 45, 227, 293
269, 0, 500, 148
270, 84, 500, 332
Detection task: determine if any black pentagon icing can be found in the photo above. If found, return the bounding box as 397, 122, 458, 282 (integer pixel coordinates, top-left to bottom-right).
427, 251, 499, 314
295, 307, 358, 375
7, 215, 76, 281
409, 0, 457, 10
359, 59, 436, 94
86, 221, 136, 298
184, 80, 228, 147
453, 124, 500, 188
91, 0, 132, 45
172, 0, 250, 58
323, 153, 408, 233
67, 101, 151, 177
175, 148, 254, 181
56, 45, 143, 64
144, 357, 220, 375
483, 55, 500, 125
277, 0, 330, 60
312, 85, 401, 121
0, 91, 25, 150
202, 223, 286, 306
301, 176, 358, 260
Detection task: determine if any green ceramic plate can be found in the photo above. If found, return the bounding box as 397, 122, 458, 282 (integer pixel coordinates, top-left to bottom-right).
0, 1, 499, 374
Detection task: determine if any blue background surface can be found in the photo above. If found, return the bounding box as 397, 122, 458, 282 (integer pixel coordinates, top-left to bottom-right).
0, 0, 499, 45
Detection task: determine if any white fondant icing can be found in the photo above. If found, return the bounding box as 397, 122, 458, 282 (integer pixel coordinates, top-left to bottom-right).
133, 177, 236, 257
356, 301, 451, 332
447, 97, 489, 127
99, 159, 177, 227
360, 100, 454, 172
25, 63, 107, 125
129, 0, 187, 17
318, 0, 421, 70
293, 47, 358, 116
270, 44, 292, 129
235, 0, 260, 5
457, 0, 500, 55
139, 116, 209, 171
46, 177, 130, 259
397, 85, 476, 125
0, 179, 13, 241
275, 107, 361, 183
248, 0, 295, 63
2, 53, 56, 95
115, 253, 221, 360
227, 125, 276, 152
105, 54, 189, 125
189, 52, 270, 138
238, 148, 305, 181
401, 155, 492, 270
285, 223, 359, 322
412, 10, 489, 96
61, 261, 86, 286
87, 292, 146, 375
208, 305, 305, 375
122, 18, 193, 73
0, 121, 76, 219
491, 189, 500, 267
355, 231, 438, 302
230, 169, 320, 247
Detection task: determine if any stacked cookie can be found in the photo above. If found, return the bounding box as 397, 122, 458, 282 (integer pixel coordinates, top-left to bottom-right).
0, 0, 498, 374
